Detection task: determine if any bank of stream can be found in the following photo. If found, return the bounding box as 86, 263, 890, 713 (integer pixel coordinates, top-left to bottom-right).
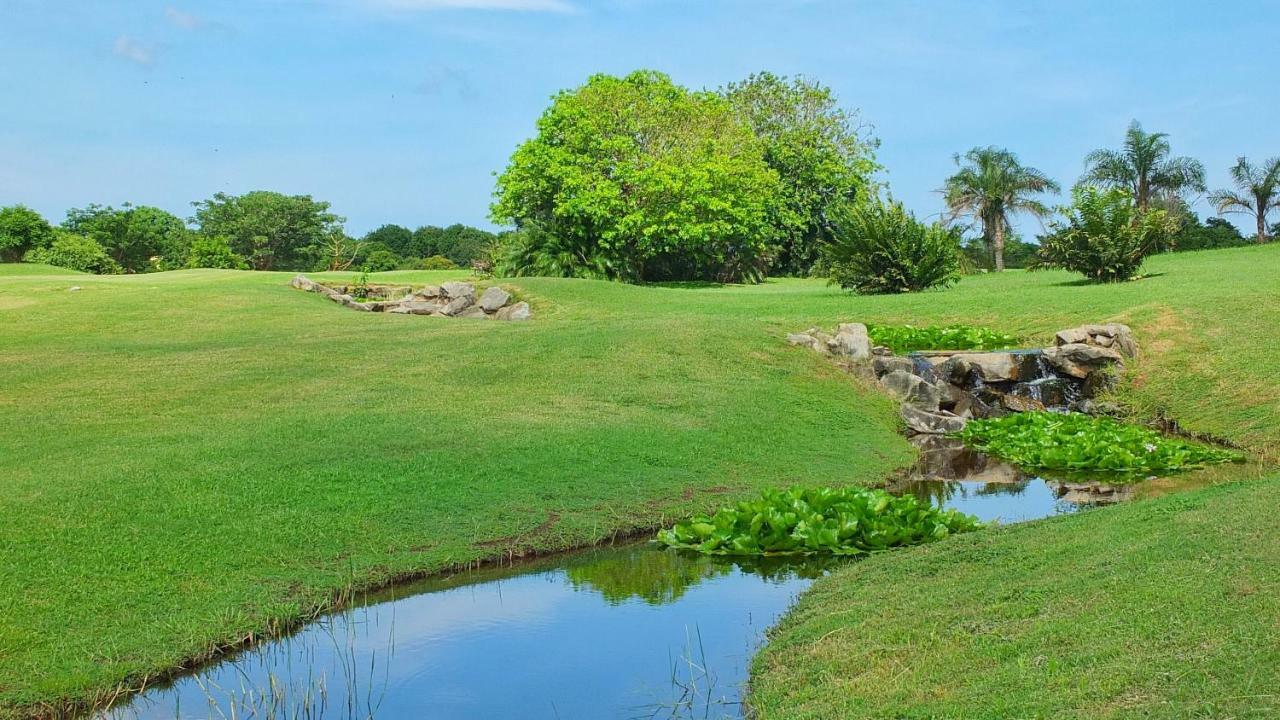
97, 440, 1190, 720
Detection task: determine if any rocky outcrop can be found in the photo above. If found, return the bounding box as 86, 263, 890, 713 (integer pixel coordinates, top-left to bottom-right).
786, 323, 872, 361
1042, 343, 1124, 379
1054, 323, 1137, 359
879, 370, 943, 411
290, 276, 530, 321
901, 405, 967, 435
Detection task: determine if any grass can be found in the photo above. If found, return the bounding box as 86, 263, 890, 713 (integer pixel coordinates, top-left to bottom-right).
1, 247, 1279, 717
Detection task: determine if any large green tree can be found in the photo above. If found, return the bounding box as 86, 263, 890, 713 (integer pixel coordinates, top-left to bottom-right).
1082, 121, 1206, 212
0, 205, 54, 262
361, 224, 414, 256
63, 204, 191, 272
191, 191, 343, 270
942, 147, 1059, 271
1208, 156, 1280, 243
492, 70, 781, 283
722, 72, 879, 275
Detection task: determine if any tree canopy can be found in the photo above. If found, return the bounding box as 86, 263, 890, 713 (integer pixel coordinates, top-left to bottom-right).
1082, 121, 1206, 212
63, 204, 191, 272
0, 205, 55, 263
942, 147, 1059, 271
191, 191, 343, 271
1208, 156, 1280, 243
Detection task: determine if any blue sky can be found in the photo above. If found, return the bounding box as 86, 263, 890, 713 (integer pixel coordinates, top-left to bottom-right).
3, 0, 1277, 237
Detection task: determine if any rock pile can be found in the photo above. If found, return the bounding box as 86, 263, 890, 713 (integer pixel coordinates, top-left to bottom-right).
289, 276, 531, 321
788, 322, 1135, 435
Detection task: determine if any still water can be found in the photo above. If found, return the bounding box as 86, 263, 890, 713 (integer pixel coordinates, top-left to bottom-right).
102, 440, 1132, 720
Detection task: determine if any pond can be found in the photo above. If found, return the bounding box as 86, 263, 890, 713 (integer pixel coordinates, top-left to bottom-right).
99, 443, 1152, 720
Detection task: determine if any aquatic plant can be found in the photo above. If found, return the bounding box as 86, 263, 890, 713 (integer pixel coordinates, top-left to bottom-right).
955, 412, 1244, 477
656, 486, 982, 556
866, 324, 1020, 353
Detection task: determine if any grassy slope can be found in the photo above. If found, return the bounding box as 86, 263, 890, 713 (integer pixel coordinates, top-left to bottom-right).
1, 246, 1278, 716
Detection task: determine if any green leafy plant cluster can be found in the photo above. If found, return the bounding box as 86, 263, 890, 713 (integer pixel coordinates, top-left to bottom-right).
1036, 186, 1177, 282
867, 324, 1021, 353
822, 200, 962, 294
955, 412, 1243, 477
656, 486, 982, 556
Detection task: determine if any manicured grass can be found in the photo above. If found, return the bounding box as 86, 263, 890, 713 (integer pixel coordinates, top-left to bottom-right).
1, 246, 1278, 717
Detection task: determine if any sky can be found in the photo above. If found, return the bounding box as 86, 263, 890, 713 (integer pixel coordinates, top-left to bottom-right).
3, 0, 1278, 237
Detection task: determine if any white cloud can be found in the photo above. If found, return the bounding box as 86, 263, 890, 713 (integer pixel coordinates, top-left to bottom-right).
164, 6, 204, 29
371, 0, 574, 11
112, 35, 154, 66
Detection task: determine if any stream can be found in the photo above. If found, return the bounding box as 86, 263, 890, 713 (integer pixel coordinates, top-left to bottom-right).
100, 441, 1148, 720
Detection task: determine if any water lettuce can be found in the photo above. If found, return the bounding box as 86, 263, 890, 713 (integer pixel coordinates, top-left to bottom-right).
656, 486, 982, 556
867, 324, 1020, 353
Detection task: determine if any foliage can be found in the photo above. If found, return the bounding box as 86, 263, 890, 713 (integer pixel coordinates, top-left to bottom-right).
494, 225, 612, 280
0, 205, 55, 262
62, 204, 191, 272
866, 324, 1020, 353
412, 224, 498, 267
942, 146, 1059, 272
185, 236, 248, 270
565, 547, 730, 606
350, 267, 371, 300
722, 71, 879, 276
22, 230, 121, 274
822, 199, 962, 294
361, 249, 400, 272
961, 234, 1040, 270
191, 191, 343, 270
1082, 120, 1206, 212
1037, 186, 1176, 282
492, 70, 781, 284
656, 485, 982, 556
1169, 214, 1249, 252
417, 254, 458, 270
955, 412, 1243, 477
361, 224, 415, 256
1208, 156, 1280, 243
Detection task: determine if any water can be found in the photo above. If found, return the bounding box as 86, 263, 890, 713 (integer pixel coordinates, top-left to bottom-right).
99, 441, 1137, 720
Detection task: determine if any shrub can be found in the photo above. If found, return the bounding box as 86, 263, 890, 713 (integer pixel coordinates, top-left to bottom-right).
955, 412, 1243, 477
186, 236, 248, 269
822, 200, 962, 294
362, 249, 400, 272
0, 205, 55, 262
867, 324, 1020, 353
1037, 186, 1176, 282
23, 231, 120, 274
656, 485, 982, 556
419, 254, 458, 270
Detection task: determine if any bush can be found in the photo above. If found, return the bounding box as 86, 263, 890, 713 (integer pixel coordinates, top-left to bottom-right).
656, 485, 982, 556
23, 231, 120, 274
867, 324, 1020, 353
186, 236, 248, 269
0, 205, 55, 262
361, 249, 400, 272
955, 412, 1243, 478
418, 254, 458, 270
1037, 186, 1176, 282
822, 200, 962, 294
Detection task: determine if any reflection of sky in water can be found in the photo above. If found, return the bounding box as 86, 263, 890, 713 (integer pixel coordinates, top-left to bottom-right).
105, 556, 812, 720
928, 479, 1081, 524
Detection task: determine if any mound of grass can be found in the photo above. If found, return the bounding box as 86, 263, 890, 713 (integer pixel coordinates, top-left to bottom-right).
656, 486, 981, 556
866, 324, 1020, 353
955, 412, 1244, 477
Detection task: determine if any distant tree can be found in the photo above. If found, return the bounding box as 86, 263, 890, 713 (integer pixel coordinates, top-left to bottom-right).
63, 204, 191, 272
23, 230, 121, 274
191, 191, 343, 270
943, 147, 1059, 271
314, 229, 363, 272
822, 199, 962, 294
1170, 214, 1249, 251
1038, 186, 1177, 282
186, 236, 249, 269
0, 205, 54, 262
492, 70, 781, 283
962, 233, 1039, 270
722, 71, 879, 275
361, 249, 400, 272
361, 224, 415, 256
1082, 121, 1206, 212
1208, 156, 1280, 243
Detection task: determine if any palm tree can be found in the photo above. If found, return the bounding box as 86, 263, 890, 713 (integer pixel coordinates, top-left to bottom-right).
942, 146, 1060, 271
1208, 156, 1280, 243
1082, 120, 1206, 212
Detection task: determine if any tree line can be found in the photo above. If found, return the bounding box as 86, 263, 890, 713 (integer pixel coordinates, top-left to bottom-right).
0, 191, 498, 275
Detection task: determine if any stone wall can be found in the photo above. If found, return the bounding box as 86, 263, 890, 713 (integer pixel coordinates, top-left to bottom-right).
290, 275, 531, 321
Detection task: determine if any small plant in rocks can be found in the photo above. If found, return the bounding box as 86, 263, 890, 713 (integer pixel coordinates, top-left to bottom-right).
866, 324, 1021, 353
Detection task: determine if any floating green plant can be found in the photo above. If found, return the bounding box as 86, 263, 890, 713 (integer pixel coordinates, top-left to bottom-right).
656, 486, 982, 556
866, 324, 1021, 353
955, 412, 1244, 477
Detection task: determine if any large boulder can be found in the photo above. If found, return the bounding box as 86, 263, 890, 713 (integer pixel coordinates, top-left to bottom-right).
949, 352, 1020, 382
414, 285, 443, 300
878, 371, 942, 411
1042, 343, 1124, 379
829, 323, 871, 360
901, 405, 967, 435
1055, 323, 1137, 359
440, 281, 476, 300
872, 355, 915, 378
496, 301, 532, 321
787, 333, 824, 352
478, 286, 512, 312
439, 294, 475, 316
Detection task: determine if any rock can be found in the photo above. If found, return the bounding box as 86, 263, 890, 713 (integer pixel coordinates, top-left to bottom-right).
457, 304, 489, 319
830, 323, 871, 360
878, 371, 942, 411
935, 356, 976, 386
937, 383, 968, 411
950, 352, 1020, 382
953, 391, 1001, 419
414, 285, 443, 300
1055, 323, 1137, 359
398, 301, 441, 315
289, 274, 313, 290
787, 333, 823, 352
439, 295, 475, 316
1001, 393, 1046, 413
872, 355, 915, 378
1054, 327, 1091, 346
496, 301, 532, 321
1042, 343, 1124, 379
440, 281, 475, 300
68, 286, 81, 292
478, 286, 512, 312
871, 346, 893, 356
901, 405, 967, 435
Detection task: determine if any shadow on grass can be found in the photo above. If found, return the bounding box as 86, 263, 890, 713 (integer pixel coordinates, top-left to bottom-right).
1050, 272, 1167, 287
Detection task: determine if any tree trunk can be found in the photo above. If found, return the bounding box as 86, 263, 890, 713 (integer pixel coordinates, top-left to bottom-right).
1258, 213, 1268, 244
993, 221, 1006, 272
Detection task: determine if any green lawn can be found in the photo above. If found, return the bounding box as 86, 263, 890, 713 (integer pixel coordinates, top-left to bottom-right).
1, 247, 1278, 717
